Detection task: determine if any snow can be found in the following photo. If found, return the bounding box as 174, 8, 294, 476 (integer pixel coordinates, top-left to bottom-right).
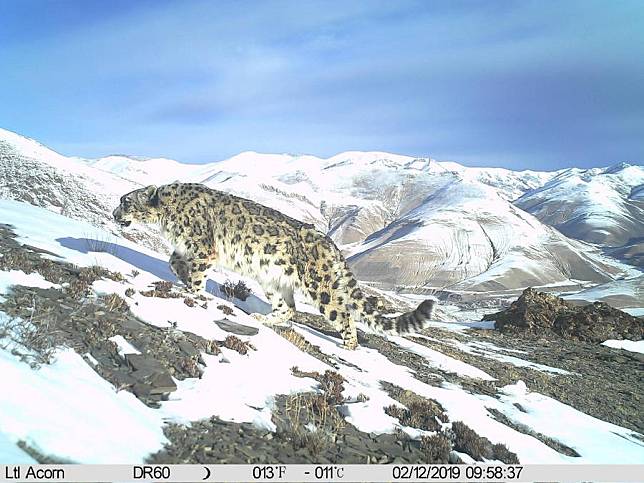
601, 339, 644, 354
622, 307, 644, 317
387, 335, 496, 381
453, 340, 572, 375
0, 270, 60, 303
160, 330, 327, 429
0, 345, 167, 463
563, 276, 640, 301
496, 381, 644, 464
516, 162, 644, 247
290, 324, 644, 463
0, 431, 36, 464
109, 335, 141, 358
2, 127, 631, 293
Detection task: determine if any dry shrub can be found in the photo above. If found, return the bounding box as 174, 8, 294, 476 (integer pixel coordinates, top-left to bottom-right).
222, 335, 255, 355
103, 293, 128, 312
221, 280, 252, 301
282, 391, 346, 454
204, 340, 221, 355
140, 281, 180, 298
183, 297, 196, 307
420, 433, 451, 463
217, 304, 234, 316
491, 442, 520, 464
385, 390, 447, 432
450, 421, 519, 463
79, 265, 123, 283
278, 329, 334, 366
0, 312, 61, 368
281, 329, 308, 350
292, 367, 346, 405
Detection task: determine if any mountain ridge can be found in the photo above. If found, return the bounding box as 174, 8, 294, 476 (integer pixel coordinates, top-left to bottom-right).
1, 127, 640, 294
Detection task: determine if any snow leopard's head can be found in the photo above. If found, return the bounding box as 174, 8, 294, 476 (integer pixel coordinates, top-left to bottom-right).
113, 185, 160, 227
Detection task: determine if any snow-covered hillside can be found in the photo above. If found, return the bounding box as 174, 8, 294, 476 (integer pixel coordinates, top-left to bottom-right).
0, 128, 168, 253
515, 163, 644, 248
346, 178, 623, 292
1, 200, 642, 464
84, 155, 195, 186
0, 128, 638, 293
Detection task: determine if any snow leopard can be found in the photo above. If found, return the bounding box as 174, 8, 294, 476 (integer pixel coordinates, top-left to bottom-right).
113, 183, 434, 349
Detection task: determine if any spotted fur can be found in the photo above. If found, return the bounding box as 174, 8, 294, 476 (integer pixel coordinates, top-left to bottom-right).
113, 183, 435, 349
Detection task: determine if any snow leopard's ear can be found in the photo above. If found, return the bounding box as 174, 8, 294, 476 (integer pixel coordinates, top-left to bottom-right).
144, 185, 159, 207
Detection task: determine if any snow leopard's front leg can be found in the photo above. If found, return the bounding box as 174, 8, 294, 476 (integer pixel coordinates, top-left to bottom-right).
252, 287, 295, 326
182, 255, 215, 293
169, 251, 189, 285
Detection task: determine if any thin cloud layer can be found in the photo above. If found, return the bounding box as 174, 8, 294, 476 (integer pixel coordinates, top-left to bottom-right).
0, 0, 642, 169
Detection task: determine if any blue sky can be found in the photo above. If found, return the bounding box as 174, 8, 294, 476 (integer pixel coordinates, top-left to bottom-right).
0, 0, 642, 170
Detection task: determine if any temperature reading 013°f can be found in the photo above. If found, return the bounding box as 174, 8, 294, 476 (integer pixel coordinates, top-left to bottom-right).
252, 465, 287, 480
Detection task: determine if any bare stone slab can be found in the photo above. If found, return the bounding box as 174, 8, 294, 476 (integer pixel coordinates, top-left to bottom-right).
215, 319, 259, 336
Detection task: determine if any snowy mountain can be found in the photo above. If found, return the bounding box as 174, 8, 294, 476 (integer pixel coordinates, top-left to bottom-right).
84, 154, 194, 186
0, 128, 636, 293
0, 128, 169, 252
515, 163, 644, 250
346, 178, 622, 292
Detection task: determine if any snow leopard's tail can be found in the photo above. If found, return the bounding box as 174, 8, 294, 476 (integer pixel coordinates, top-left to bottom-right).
357, 297, 435, 334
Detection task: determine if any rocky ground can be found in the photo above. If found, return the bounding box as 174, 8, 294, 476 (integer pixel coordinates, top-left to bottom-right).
0, 223, 642, 464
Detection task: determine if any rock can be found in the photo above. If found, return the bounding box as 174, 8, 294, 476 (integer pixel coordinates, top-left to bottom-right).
146, 372, 177, 394
131, 367, 177, 394
177, 339, 199, 357
121, 318, 147, 332
483, 288, 643, 342
126, 354, 166, 372
215, 319, 259, 336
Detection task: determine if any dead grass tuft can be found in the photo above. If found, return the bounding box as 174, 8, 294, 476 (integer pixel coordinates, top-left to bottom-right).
222, 335, 255, 355
450, 421, 519, 463
420, 433, 451, 463
292, 367, 346, 405
217, 304, 234, 316
221, 279, 252, 301
384, 389, 447, 432
0, 308, 63, 368
281, 329, 309, 351
276, 328, 336, 367
140, 281, 180, 298
102, 293, 128, 312
281, 391, 346, 455
183, 297, 196, 307
204, 340, 221, 355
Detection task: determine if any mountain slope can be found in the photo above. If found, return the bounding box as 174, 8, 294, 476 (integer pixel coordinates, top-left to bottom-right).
0, 128, 168, 253
346, 177, 622, 292
515, 163, 644, 249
